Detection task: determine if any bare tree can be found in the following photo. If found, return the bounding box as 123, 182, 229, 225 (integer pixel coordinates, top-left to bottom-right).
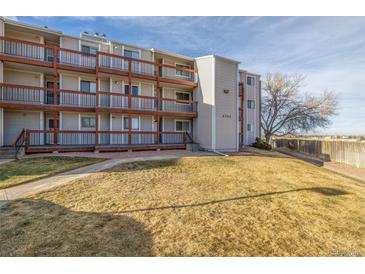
261, 73, 338, 143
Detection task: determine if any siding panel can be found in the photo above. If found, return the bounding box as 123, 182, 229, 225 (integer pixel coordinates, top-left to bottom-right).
215, 58, 238, 151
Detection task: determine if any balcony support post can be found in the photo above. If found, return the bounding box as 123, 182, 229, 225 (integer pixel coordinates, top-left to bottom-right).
95, 51, 99, 146
156, 64, 161, 144
53, 46, 59, 145
156, 115, 160, 145
128, 59, 132, 109
128, 114, 132, 145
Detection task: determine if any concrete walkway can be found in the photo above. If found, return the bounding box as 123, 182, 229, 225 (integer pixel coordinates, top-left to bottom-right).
276, 147, 365, 183
0, 159, 14, 165
0, 154, 185, 207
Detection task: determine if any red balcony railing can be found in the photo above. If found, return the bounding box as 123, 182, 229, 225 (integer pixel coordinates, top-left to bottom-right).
0, 83, 197, 114
59, 48, 96, 69
98, 92, 157, 111
98, 52, 157, 77
160, 63, 196, 82
25, 129, 188, 148
0, 83, 51, 105
0, 36, 197, 84
0, 36, 54, 62
59, 89, 96, 108
160, 97, 197, 113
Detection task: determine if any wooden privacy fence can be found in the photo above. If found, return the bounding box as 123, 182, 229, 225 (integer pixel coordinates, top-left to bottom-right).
274, 138, 365, 168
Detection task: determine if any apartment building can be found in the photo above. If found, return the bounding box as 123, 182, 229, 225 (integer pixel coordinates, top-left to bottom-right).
0, 17, 260, 155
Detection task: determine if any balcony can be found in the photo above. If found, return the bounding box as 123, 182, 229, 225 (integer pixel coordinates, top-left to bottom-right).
0, 36, 197, 86
0, 83, 197, 115
22, 129, 190, 153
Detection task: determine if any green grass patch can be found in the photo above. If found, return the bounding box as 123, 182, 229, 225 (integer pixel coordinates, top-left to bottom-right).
0, 157, 104, 189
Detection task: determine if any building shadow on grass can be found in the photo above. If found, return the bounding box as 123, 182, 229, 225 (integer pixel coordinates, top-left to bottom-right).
0, 199, 153, 257
114, 187, 349, 214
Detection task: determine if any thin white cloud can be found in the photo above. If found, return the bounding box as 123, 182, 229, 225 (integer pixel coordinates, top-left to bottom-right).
3, 16, 18, 21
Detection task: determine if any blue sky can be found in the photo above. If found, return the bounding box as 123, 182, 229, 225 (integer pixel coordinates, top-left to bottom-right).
8, 16, 365, 135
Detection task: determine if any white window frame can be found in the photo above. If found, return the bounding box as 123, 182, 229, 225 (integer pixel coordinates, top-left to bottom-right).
174, 119, 191, 132
79, 42, 99, 67
46, 117, 55, 130
81, 45, 98, 55
122, 115, 141, 144
123, 48, 141, 72
247, 76, 256, 86
174, 90, 191, 105
80, 116, 96, 129
122, 116, 140, 131
80, 79, 96, 93
247, 123, 255, 132
247, 99, 256, 109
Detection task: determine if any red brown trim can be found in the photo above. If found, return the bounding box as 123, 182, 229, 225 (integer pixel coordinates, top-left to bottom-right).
160, 97, 197, 104
59, 47, 95, 57
159, 77, 197, 87
56, 64, 95, 74
0, 83, 51, 91
0, 102, 96, 112
160, 63, 195, 73
24, 129, 187, 153
12, 128, 25, 147
0, 55, 53, 68
0, 36, 54, 48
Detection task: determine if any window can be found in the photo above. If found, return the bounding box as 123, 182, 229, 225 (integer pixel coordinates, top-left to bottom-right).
45, 48, 54, 62
81, 45, 97, 54
80, 81, 96, 92
48, 119, 54, 129
176, 64, 191, 78
81, 117, 96, 128
175, 120, 190, 132
247, 76, 256, 86
247, 100, 256, 109
124, 49, 139, 59
124, 85, 139, 96
247, 123, 254, 132
175, 92, 190, 104
123, 117, 139, 130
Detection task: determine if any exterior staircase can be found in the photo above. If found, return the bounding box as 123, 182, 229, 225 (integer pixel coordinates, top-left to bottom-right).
185, 131, 201, 152
0, 146, 17, 159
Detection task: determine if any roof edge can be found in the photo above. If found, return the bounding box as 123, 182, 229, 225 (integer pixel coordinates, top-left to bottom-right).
1, 17, 63, 35
151, 48, 194, 61
195, 54, 241, 64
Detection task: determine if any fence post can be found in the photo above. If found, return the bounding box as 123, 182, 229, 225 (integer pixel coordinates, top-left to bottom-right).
25, 130, 29, 153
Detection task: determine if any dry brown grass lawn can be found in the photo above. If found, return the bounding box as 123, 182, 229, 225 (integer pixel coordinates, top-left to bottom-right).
0, 157, 104, 189
0, 155, 364, 256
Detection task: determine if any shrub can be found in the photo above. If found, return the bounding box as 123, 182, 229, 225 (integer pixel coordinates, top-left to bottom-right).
252, 137, 272, 150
